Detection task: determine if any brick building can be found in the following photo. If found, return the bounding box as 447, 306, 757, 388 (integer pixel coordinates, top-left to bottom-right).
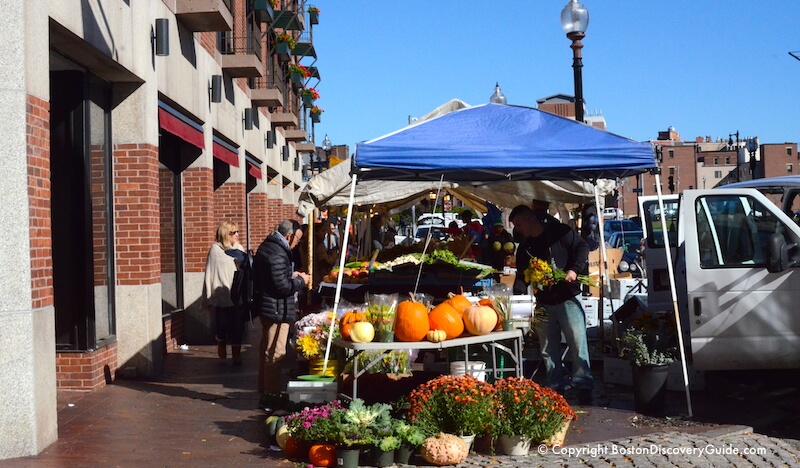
1, 0, 325, 458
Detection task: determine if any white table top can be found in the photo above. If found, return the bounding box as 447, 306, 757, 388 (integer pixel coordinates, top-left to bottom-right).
333, 329, 522, 351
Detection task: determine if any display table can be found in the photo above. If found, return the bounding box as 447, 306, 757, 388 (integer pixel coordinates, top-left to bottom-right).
333, 329, 523, 400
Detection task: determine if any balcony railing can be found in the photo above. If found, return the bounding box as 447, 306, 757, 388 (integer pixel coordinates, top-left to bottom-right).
219, 30, 262, 61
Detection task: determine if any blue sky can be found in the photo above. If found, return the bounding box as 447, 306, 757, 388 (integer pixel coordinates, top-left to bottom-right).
307, 1, 800, 155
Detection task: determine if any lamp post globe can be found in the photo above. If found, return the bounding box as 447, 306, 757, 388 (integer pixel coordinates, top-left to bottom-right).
561, 0, 589, 123
322, 134, 332, 153
489, 82, 507, 104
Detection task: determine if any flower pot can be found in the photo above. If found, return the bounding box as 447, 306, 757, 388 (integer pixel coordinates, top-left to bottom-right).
335, 446, 360, 468
291, 72, 303, 84
370, 447, 395, 468
458, 434, 476, 453
394, 443, 415, 464
276, 41, 292, 58
632, 362, 670, 416
310, 114, 320, 123
497, 434, 531, 456
309, 11, 319, 24
541, 418, 571, 446
501, 319, 514, 331
302, 95, 314, 107
309, 358, 338, 377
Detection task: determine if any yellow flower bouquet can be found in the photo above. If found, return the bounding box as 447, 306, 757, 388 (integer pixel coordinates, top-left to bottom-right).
523, 257, 597, 293
294, 311, 340, 360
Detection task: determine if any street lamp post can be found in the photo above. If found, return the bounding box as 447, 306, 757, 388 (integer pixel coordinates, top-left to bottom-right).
561, 0, 589, 123
746, 137, 759, 179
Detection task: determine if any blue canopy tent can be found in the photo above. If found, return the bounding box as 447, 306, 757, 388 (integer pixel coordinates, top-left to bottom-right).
351, 103, 655, 183
322, 102, 693, 415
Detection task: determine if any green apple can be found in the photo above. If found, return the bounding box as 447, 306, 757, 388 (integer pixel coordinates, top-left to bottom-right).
503, 242, 516, 253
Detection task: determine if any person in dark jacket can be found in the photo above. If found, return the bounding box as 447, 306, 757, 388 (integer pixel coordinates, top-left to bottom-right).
510, 204, 594, 405
253, 220, 310, 412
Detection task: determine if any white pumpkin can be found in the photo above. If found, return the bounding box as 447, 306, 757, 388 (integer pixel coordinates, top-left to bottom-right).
350, 321, 375, 343
463, 305, 498, 336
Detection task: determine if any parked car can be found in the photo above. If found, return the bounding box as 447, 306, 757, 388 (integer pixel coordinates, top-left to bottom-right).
606, 230, 644, 278
603, 207, 623, 220
604, 219, 640, 235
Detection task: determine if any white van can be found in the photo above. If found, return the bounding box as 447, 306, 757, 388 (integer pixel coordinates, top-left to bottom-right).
639, 188, 800, 371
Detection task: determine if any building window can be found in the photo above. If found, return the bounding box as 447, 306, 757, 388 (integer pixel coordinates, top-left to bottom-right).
725, 157, 730, 164
714, 157, 719, 165
669, 166, 675, 175
668, 150, 674, 158
787, 147, 793, 157
788, 164, 793, 173
714, 170, 722, 178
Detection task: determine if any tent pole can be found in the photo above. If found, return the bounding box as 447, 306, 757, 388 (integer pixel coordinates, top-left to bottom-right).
593, 185, 608, 356
321, 173, 359, 375
653, 173, 693, 417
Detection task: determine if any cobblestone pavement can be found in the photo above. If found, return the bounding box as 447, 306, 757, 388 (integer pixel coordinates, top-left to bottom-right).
3, 324, 798, 467
456, 428, 800, 467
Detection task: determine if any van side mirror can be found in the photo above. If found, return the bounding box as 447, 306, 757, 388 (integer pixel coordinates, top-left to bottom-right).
767, 233, 796, 273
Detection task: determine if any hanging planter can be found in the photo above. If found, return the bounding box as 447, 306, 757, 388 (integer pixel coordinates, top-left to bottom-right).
291, 72, 303, 84
310, 113, 321, 123
300, 87, 320, 107
308, 7, 320, 25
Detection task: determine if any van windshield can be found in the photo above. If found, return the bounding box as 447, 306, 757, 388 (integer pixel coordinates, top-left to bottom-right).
643, 199, 679, 248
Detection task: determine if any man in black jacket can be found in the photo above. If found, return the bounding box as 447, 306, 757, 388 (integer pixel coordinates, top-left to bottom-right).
510, 205, 593, 405
253, 220, 310, 412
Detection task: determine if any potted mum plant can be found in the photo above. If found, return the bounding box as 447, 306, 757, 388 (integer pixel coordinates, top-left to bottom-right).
284, 401, 344, 464
406, 374, 496, 451
492, 377, 577, 455
621, 315, 677, 416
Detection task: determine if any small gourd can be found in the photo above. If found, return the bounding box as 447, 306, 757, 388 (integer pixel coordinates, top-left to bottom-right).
426, 329, 447, 343
463, 305, 498, 336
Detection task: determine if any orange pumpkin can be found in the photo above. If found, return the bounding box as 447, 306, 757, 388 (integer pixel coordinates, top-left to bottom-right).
339, 311, 366, 340
283, 435, 307, 459
308, 443, 337, 467
446, 293, 473, 316
395, 300, 430, 342
428, 302, 464, 340
463, 305, 498, 336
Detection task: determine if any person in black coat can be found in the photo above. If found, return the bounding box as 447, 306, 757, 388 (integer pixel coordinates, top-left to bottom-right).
252, 219, 310, 412
510, 205, 594, 405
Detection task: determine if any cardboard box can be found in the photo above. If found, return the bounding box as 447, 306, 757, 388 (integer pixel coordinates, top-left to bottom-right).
580, 297, 613, 328
287, 380, 338, 403
602, 356, 705, 391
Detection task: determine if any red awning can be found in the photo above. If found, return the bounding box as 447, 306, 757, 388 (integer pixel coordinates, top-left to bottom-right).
248, 162, 263, 179
212, 141, 239, 167
158, 108, 204, 149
